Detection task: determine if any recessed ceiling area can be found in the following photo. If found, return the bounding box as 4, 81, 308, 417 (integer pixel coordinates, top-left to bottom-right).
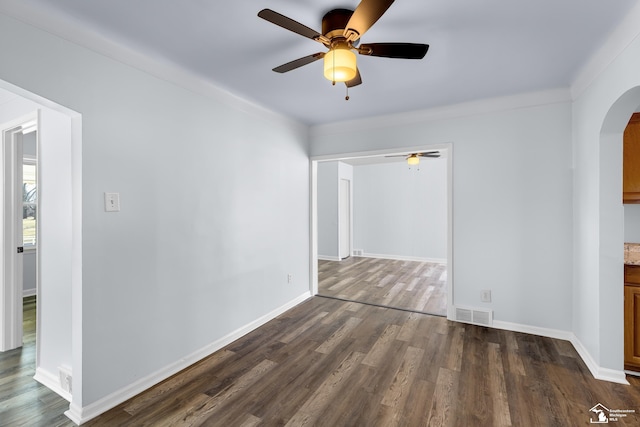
0, 0, 636, 125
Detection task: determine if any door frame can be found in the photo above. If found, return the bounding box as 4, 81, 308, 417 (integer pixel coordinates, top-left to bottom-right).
0, 113, 35, 351
338, 178, 351, 259
310, 142, 455, 319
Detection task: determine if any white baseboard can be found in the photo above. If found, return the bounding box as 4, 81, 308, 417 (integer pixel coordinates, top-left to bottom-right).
569, 334, 629, 385
492, 320, 629, 385
317, 255, 340, 261
492, 320, 573, 341
65, 291, 312, 425
34, 367, 72, 402
357, 252, 447, 264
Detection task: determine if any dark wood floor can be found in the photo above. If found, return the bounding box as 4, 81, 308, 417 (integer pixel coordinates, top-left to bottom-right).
0, 296, 74, 427
318, 257, 447, 316
85, 296, 640, 426
5, 296, 640, 426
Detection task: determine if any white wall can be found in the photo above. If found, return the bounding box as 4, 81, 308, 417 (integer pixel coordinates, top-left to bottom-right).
625, 205, 640, 242
317, 161, 353, 260
0, 10, 310, 418
311, 98, 574, 331
353, 159, 447, 261
317, 162, 339, 259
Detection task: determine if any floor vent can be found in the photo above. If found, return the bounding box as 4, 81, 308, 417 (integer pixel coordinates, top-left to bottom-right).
455, 307, 493, 327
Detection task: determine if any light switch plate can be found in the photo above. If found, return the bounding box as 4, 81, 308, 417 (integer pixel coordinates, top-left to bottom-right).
104, 192, 120, 212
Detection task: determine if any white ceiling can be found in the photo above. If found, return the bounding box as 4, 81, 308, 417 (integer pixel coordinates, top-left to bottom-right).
0, 0, 636, 125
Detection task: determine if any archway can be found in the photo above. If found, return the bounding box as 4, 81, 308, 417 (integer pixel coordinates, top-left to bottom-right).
599, 86, 640, 376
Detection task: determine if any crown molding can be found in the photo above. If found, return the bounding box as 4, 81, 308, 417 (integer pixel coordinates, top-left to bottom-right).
571, 1, 640, 100
310, 88, 571, 137
0, 5, 306, 133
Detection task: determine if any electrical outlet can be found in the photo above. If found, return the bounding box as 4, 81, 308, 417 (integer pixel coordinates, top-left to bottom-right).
287, 273, 293, 284
480, 289, 492, 303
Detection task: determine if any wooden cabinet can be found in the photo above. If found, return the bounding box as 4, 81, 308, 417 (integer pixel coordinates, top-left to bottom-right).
625, 264, 640, 370
624, 113, 640, 203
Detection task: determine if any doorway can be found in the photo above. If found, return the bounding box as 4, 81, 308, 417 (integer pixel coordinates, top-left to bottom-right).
0, 81, 80, 405
1, 116, 35, 351
312, 144, 453, 318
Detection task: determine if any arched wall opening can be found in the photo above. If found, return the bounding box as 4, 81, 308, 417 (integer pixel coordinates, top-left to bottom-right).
599, 86, 640, 374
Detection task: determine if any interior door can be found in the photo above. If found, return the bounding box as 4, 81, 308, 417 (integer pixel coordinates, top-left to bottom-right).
1, 125, 24, 351
339, 179, 351, 259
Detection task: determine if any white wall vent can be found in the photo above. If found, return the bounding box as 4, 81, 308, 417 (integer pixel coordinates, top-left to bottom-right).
353, 249, 364, 256
455, 307, 493, 327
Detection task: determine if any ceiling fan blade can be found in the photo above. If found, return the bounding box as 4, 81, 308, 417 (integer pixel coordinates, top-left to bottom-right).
418, 151, 440, 157
272, 53, 325, 73
258, 9, 322, 41
345, 68, 362, 88
360, 43, 429, 59
344, 0, 395, 42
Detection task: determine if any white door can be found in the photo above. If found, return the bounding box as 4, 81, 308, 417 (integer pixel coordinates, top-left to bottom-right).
1, 123, 24, 351
339, 179, 351, 259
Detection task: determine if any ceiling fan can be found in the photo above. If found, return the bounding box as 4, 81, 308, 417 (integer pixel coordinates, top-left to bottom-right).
386, 151, 440, 166
258, 0, 429, 95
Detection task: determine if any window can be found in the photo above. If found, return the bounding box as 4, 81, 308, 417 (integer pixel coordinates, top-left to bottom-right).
23, 161, 37, 247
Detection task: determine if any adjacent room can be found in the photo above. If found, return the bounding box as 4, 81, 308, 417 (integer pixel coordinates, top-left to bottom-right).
317, 153, 449, 316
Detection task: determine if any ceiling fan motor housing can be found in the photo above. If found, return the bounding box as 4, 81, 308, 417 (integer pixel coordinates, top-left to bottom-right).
322, 9, 354, 39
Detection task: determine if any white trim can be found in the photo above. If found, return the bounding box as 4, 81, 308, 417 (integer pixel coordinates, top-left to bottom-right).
571, 1, 640, 100
34, 367, 72, 402
310, 89, 571, 137
64, 291, 312, 425
492, 320, 630, 385
317, 255, 341, 262
310, 161, 319, 296
492, 320, 573, 341
569, 335, 629, 385
22, 288, 35, 298
355, 253, 447, 264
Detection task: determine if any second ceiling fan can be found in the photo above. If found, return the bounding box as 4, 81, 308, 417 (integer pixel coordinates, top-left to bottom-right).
258, 0, 429, 90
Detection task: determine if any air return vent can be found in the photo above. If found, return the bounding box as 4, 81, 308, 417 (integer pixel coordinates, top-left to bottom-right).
455, 307, 493, 327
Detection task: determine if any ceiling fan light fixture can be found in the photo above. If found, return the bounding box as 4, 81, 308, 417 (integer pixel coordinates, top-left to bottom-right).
407, 154, 420, 166
323, 47, 357, 82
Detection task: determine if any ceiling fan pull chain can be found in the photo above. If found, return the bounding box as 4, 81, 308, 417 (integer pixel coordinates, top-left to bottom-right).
332, 50, 336, 85
345, 86, 350, 101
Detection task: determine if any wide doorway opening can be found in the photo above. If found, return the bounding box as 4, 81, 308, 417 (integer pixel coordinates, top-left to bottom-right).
312, 145, 453, 317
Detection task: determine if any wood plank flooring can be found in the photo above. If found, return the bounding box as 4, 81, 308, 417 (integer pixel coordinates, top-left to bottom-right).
0, 297, 74, 427
318, 257, 447, 316
84, 296, 640, 426
5, 296, 640, 426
